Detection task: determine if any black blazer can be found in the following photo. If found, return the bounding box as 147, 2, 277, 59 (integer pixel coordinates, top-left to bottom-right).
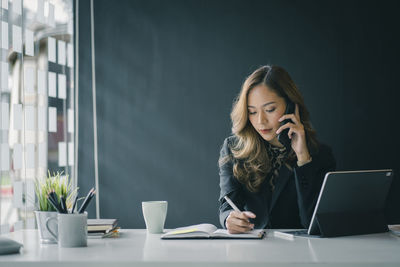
218, 136, 336, 229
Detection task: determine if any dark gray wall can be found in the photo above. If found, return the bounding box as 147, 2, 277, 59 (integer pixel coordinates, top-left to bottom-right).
78, 0, 400, 228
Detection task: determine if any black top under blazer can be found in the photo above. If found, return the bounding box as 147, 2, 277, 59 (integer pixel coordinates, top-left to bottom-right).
218, 136, 336, 229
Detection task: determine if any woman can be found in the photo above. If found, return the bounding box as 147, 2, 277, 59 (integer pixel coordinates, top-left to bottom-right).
218, 65, 336, 234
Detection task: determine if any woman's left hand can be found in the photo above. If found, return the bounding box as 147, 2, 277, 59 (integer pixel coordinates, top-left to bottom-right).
276, 104, 311, 163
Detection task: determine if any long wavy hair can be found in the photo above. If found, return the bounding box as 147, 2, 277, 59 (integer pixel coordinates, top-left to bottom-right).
219, 65, 319, 192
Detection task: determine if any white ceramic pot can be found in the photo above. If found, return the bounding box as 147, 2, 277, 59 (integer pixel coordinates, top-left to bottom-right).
35, 211, 58, 244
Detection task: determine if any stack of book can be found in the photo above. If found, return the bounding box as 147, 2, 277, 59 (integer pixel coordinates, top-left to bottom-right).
87, 219, 119, 238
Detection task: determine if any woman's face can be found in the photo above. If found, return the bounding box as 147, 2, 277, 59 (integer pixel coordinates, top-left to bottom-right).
247, 84, 287, 147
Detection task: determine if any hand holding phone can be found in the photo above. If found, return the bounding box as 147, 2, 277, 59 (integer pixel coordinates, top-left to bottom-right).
276, 101, 311, 163
277, 100, 295, 151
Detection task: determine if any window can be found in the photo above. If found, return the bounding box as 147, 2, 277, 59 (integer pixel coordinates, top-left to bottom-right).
0, 0, 75, 233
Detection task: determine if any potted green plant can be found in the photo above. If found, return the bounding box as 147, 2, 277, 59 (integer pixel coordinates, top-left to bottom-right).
34, 171, 76, 244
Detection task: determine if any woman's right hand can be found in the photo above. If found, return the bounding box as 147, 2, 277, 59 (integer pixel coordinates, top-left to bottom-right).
225, 211, 256, 234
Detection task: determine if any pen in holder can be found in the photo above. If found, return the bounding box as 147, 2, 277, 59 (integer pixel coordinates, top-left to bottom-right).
46, 188, 95, 214
78, 188, 95, 214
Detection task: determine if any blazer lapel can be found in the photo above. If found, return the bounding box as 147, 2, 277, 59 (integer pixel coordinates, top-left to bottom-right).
269, 164, 291, 213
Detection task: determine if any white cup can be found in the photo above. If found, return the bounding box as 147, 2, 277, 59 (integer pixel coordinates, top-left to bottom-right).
46, 212, 87, 247
142, 201, 168, 234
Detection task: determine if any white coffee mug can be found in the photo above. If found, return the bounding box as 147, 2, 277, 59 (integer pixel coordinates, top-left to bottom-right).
142, 201, 168, 234
46, 212, 87, 247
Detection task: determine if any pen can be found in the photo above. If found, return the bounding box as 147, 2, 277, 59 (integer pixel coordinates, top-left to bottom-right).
49, 190, 62, 212
47, 194, 62, 213
78, 188, 95, 213
224, 196, 241, 212
49, 190, 58, 205
224, 195, 256, 231
71, 195, 78, 213
79, 190, 95, 213
63, 196, 68, 213
273, 231, 295, 240
77, 188, 93, 213
60, 195, 67, 213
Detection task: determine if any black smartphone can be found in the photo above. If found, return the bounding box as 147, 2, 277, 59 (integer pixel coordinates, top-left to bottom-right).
277, 100, 295, 151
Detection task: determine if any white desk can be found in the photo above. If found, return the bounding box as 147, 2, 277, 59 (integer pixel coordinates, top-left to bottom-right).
1, 229, 400, 266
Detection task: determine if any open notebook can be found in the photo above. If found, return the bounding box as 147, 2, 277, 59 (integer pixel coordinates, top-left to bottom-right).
161, 223, 266, 239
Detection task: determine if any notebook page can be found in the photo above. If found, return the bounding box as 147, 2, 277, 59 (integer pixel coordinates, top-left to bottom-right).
212, 229, 265, 238
162, 224, 218, 238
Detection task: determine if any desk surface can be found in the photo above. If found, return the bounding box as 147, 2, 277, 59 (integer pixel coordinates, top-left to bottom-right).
1, 229, 400, 267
